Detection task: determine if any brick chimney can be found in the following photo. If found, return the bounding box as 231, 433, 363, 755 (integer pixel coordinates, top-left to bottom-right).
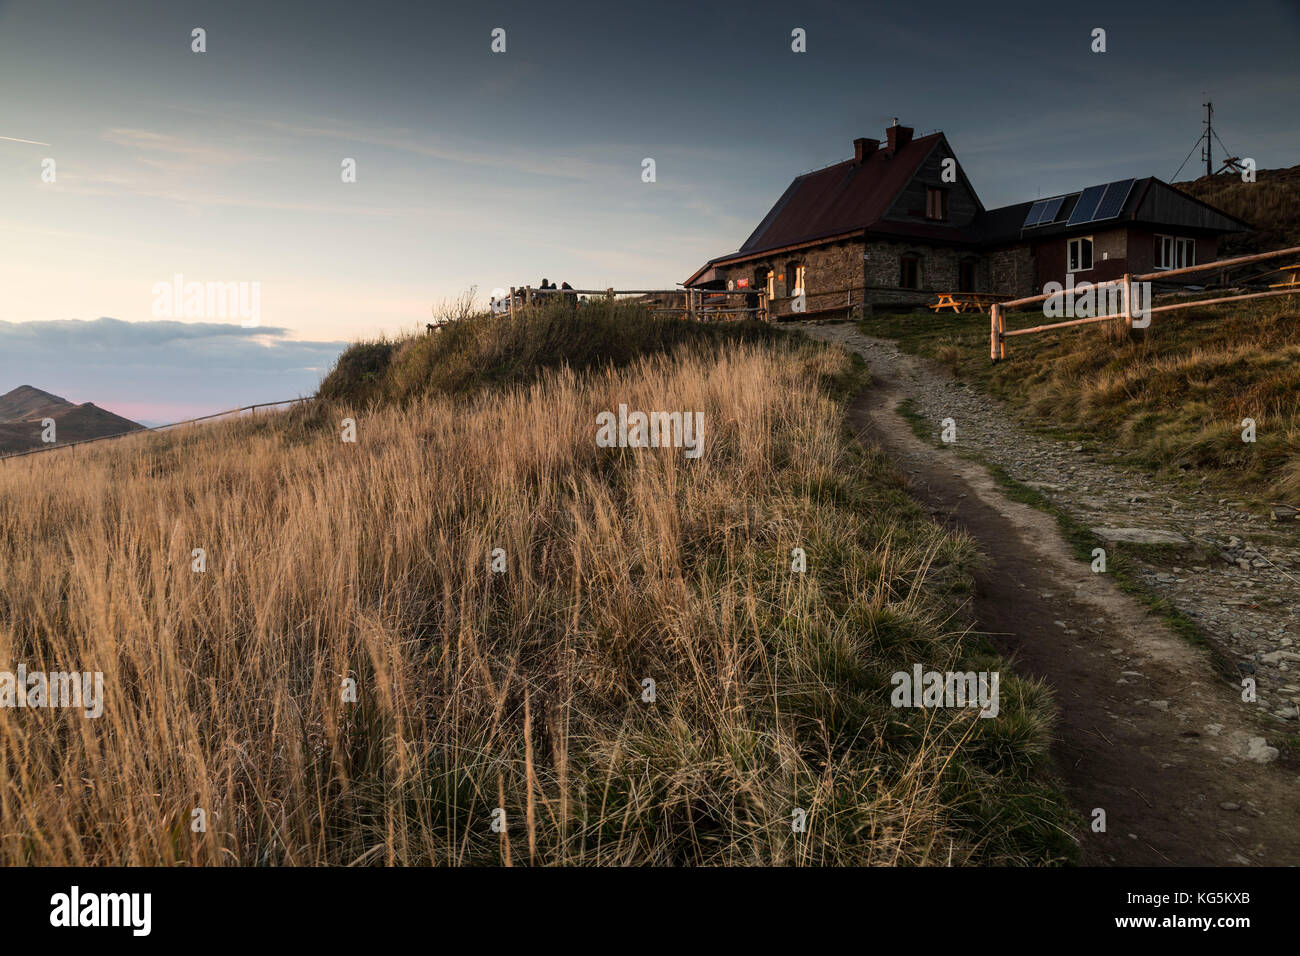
885, 118, 913, 154
853, 137, 880, 164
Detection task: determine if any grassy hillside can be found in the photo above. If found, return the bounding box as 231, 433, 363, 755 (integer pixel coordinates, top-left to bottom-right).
1176, 164, 1300, 258
866, 296, 1300, 502
0, 302, 1074, 865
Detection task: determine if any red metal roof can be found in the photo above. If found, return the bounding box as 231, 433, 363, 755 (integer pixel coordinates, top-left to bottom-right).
733, 132, 944, 257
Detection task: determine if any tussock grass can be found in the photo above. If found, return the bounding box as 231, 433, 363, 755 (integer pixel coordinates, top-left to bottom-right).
1176, 165, 1300, 257
0, 307, 1073, 865
867, 297, 1300, 501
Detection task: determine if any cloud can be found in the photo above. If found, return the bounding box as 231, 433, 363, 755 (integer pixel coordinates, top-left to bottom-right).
0, 318, 348, 420
102, 128, 269, 166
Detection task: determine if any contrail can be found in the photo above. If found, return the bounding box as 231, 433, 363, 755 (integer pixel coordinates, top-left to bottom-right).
0, 135, 51, 146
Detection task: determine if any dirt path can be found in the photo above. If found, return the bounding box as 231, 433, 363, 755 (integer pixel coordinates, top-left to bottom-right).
797, 320, 1300, 866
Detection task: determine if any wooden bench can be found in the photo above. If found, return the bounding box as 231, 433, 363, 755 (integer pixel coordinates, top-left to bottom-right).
1267, 264, 1300, 288
929, 292, 1010, 314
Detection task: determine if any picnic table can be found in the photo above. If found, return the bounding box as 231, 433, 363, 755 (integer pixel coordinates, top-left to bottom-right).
929, 292, 1010, 314
1267, 264, 1300, 288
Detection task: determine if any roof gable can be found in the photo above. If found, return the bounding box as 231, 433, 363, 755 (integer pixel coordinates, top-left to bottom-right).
1133, 180, 1252, 233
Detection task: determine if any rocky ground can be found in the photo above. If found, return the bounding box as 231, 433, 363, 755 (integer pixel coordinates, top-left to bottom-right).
795, 319, 1300, 864
799, 320, 1300, 726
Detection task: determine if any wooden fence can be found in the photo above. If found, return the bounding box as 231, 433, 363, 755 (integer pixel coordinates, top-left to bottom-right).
0, 398, 310, 462
505, 286, 771, 321
989, 245, 1300, 361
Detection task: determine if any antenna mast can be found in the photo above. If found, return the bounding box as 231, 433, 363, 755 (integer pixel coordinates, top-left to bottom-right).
1202, 96, 1213, 178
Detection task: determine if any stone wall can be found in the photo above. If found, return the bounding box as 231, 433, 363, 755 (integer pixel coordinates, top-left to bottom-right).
862, 238, 985, 311
707, 235, 1039, 317
712, 238, 867, 318
988, 244, 1036, 299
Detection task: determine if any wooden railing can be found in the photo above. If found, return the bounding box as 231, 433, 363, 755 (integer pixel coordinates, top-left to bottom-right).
989, 245, 1300, 361
767, 286, 865, 319
506, 287, 771, 321
0, 398, 311, 462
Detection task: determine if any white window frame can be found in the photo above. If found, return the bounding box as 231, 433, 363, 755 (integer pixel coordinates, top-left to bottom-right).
793, 264, 806, 295
1068, 236, 1094, 273
1157, 235, 1174, 269
1157, 235, 1197, 270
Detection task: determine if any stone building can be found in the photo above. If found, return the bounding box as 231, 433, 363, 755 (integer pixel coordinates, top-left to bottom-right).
684, 121, 1249, 319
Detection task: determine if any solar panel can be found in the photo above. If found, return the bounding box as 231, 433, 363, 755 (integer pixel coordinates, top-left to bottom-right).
1066, 185, 1107, 226
1038, 196, 1065, 224
1023, 195, 1067, 228
1022, 200, 1052, 228
1092, 178, 1135, 221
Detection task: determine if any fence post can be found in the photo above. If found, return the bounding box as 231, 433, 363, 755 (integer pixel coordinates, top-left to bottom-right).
1121, 273, 1132, 330
509, 286, 515, 320
990, 304, 1001, 362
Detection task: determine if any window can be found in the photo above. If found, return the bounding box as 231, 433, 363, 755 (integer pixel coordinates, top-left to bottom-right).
926, 187, 948, 221
900, 254, 921, 289
788, 263, 806, 295
1157, 235, 1196, 270
763, 269, 775, 299
1067, 236, 1093, 273
958, 259, 977, 293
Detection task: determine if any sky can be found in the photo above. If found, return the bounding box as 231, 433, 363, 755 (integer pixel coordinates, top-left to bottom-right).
1, 0, 1298, 421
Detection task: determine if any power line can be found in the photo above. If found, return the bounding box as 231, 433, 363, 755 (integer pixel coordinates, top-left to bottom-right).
1171, 133, 1204, 182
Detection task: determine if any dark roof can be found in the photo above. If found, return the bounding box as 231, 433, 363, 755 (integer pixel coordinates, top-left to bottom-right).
975, 177, 1251, 245
733, 132, 946, 257
685, 144, 1254, 285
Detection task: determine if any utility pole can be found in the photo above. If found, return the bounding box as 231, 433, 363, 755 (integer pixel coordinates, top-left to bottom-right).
1202, 96, 1213, 178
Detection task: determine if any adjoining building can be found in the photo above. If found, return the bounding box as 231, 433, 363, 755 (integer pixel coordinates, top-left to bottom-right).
683, 121, 1251, 319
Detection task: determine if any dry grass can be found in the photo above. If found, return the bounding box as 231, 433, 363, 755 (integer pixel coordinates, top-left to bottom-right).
0, 314, 1073, 865
1176, 165, 1300, 257
868, 297, 1300, 502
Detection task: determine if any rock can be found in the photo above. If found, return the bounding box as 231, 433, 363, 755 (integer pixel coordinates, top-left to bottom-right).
1242, 737, 1279, 764
1220, 802, 1240, 811
1091, 527, 1190, 547
1262, 650, 1300, 664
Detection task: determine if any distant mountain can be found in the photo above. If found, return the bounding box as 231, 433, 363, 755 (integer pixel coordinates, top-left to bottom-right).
0, 384, 76, 421
1176, 164, 1300, 258
0, 385, 143, 455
